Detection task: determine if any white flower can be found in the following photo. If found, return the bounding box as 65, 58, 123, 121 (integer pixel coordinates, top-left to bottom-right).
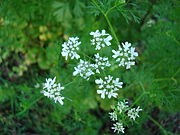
111, 122, 125, 134
117, 100, 129, 113
61, 37, 81, 60
90, 30, 112, 50
41, 77, 65, 105
93, 53, 111, 73
73, 59, 95, 80
109, 112, 118, 121
112, 42, 138, 69
127, 106, 142, 120
95, 75, 123, 99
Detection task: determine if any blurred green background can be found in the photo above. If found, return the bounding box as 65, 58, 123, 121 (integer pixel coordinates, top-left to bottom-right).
0, 0, 179, 134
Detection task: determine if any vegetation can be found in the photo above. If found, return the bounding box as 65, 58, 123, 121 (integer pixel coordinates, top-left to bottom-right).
0, 0, 179, 134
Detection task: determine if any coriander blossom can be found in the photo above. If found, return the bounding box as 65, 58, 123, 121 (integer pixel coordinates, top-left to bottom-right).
127, 106, 142, 120
111, 122, 125, 134
41, 77, 65, 105
94, 53, 111, 73
109, 111, 118, 121
112, 42, 138, 69
73, 59, 95, 80
95, 75, 123, 99
90, 30, 112, 50
117, 100, 129, 113
61, 37, 81, 60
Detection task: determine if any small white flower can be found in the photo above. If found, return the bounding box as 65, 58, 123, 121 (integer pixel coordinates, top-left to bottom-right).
127, 106, 142, 120
61, 37, 81, 60
93, 53, 111, 73
41, 77, 65, 105
109, 112, 118, 121
112, 42, 138, 69
95, 75, 123, 99
73, 59, 95, 80
117, 100, 129, 113
111, 122, 125, 134
90, 30, 112, 50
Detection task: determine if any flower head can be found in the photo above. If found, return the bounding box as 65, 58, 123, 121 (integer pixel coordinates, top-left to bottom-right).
111, 122, 125, 134
61, 37, 81, 60
93, 53, 111, 73
109, 111, 118, 121
117, 100, 129, 113
109, 100, 143, 134
73, 59, 95, 80
41, 77, 65, 105
90, 30, 112, 50
127, 106, 142, 120
95, 75, 123, 99
112, 42, 138, 69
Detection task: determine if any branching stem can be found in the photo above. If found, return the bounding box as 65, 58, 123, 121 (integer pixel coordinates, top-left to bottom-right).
92, 0, 119, 45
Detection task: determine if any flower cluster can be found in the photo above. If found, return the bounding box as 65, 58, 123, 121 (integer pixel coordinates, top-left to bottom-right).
90, 30, 112, 50
73, 59, 95, 80
112, 42, 138, 69
127, 106, 143, 120
109, 100, 142, 134
117, 100, 129, 113
112, 122, 125, 134
61, 37, 81, 60
95, 75, 123, 99
39, 29, 142, 133
94, 53, 111, 73
73, 53, 111, 80
41, 77, 65, 105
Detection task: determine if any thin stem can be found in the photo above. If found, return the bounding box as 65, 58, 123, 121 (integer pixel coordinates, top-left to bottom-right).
16, 95, 44, 116
105, 2, 123, 16
104, 14, 119, 44
172, 68, 180, 77
166, 32, 180, 47
154, 78, 173, 82
79, 51, 95, 62
139, 82, 146, 93
132, 82, 147, 106
92, 0, 119, 45
132, 92, 145, 106
148, 116, 172, 135
64, 76, 79, 87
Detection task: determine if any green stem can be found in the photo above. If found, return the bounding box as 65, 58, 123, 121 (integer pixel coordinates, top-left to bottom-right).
148, 116, 171, 135
105, 2, 123, 16
104, 14, 119, 44
16, 95, 44, 116
172, 68, 180, 77
132, 82, 147, 106
92, 0, 119, 45
64, 76, 79, 87
132, 92, 145, 106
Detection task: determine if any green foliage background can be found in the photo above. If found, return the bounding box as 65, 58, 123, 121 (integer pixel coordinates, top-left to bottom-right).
0, 0, 179, 134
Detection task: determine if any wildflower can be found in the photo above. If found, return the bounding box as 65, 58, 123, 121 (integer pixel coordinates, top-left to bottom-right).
41, 77, 65, 105
109, 111, 118, 121
112, 42, 138, 69
127, 106, 142, 120
109, 100, 143, 134
93, 53, 111, 73
61, 37, 81, 60
73, 59, 95, 80
111, 122, 125, 134
90, 30, 112, 50
95, 75, 123, 99
117, 100, 129, 113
